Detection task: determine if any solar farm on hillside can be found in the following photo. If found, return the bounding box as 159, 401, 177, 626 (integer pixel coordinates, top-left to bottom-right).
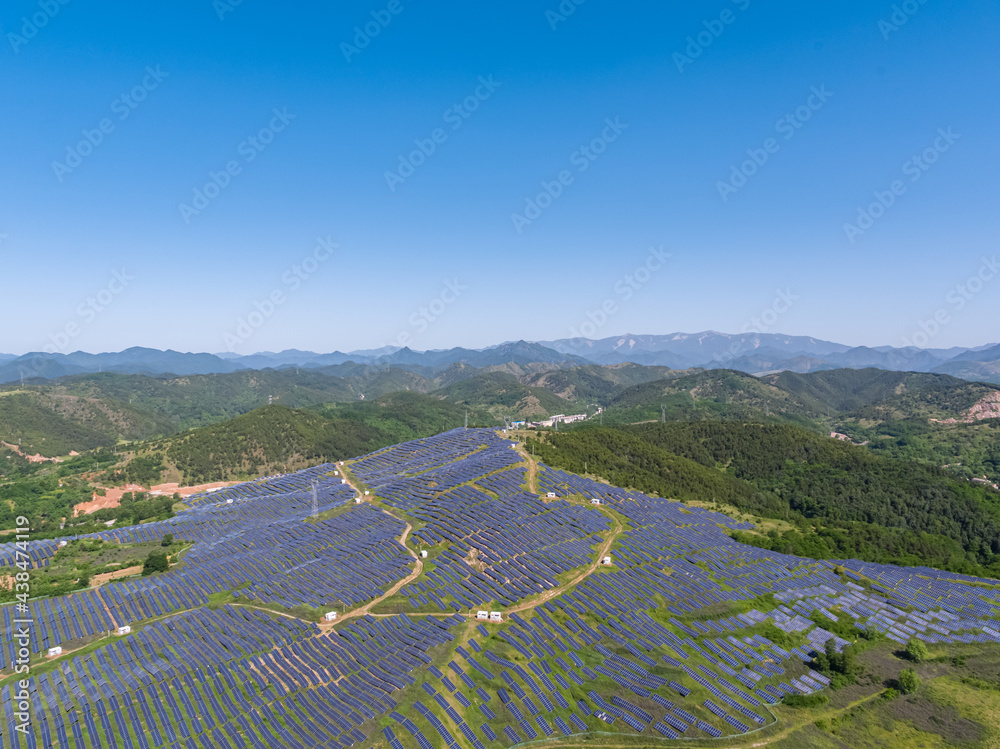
2, 428, 999, 748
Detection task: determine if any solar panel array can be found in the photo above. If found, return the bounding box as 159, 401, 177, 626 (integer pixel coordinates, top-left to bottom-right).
0, 427, 997, 747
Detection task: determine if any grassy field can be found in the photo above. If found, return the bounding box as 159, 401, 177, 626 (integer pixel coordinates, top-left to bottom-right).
0, 536, 187, 601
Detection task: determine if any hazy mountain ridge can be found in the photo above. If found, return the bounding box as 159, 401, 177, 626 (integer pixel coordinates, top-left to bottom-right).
4, 332, 998, 386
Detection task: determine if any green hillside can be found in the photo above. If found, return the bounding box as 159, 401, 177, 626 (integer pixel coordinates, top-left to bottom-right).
521, 363, 680, 403
23, 369, 358, 430
123, 394, 491, 484
529, 422, 1000, 578
0, 390, 174, 457
604, 369, 818, 426
764, 368, 998, 417
434, 371, 577, 419
596, 368, 1000, 485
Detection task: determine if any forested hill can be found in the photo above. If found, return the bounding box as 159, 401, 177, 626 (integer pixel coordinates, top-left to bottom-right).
528, 422, 1000, 579
118, 394, 489, 485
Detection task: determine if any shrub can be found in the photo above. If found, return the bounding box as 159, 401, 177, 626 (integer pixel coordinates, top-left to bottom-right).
905, 637, 928, 663
142, 551, 169, 576
899, 668, 920, 694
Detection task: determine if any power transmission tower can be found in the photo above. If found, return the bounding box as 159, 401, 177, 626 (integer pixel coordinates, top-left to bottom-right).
661, 405, 666, 423
465, 411, 468, 428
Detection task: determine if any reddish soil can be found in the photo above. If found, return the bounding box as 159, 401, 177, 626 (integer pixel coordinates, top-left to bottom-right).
91, 565, 143, 586
74, 484, 146, 516
1, 440, 63, 463
72, 480, 239, 517
934, 391, 1000, 424
148, 481, 238, 498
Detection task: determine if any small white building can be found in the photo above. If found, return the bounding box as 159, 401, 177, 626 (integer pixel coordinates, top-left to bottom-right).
226, 499, 234, 505
476, 611, 489, 620
364, 490, 370, 496
117, 625, 132, 636
57, 540, 68, 548
354, 497, 363, 505
420, 550, 428, 558
546, 492, 556, 499
324, 611, 338, 622
489, 611, 503, 622
590, 498, 601, 505
602, 556, 613, 566
338, 461, 344, 466
47, 646, 63, 657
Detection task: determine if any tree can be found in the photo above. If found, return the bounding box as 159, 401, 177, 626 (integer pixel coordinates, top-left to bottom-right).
77, 574, 91, 588
905, 637, 928, 663
161, 533, 174, 547
899, 668, 919, 694
142, 551, 169, 576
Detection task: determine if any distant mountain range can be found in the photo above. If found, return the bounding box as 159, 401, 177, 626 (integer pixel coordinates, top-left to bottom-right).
2, 333, 998, 386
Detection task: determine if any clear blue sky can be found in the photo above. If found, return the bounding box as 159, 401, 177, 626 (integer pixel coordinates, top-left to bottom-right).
1, 0, 997, 355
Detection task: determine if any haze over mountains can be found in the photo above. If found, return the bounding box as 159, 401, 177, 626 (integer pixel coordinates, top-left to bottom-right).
3, 332, 999, 385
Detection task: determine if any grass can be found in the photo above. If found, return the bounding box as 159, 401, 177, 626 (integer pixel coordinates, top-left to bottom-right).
0, 537, 188, 602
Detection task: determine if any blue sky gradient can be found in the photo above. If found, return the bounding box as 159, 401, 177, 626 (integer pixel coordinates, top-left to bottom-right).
1, 0, 997, 355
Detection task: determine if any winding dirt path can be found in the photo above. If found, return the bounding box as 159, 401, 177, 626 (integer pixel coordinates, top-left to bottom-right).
514, 438, 540, 494
318, 465, 424, 629
506, 505, 623, 615
225, 448, 621, 628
